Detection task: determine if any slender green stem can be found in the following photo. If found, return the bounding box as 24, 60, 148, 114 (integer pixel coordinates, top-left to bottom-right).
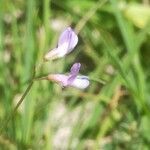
0, 80, 34, 134
14, 81, 34, 113
75, 0, 108, 34
90, 77, 106, 85
0, 66, 36, 134
35, 60, 44, 73
34, 76, 48, 81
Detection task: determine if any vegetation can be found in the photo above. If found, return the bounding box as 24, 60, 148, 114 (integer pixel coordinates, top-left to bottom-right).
0, 0, 150, 149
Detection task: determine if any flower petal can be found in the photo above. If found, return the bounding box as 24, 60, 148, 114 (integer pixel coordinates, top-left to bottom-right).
44, 27, 78, 61
47, 74, 69, 86
70, 75, 90, 89
70, 63, 81, 75
67, 63, 81, 85
47, 74, 90, 89
58, 27, 78, 53
44, 42, 68, 60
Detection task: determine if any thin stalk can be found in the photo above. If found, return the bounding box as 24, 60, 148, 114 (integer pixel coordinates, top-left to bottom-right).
0, 74, 48, 133
0, 66, 36, 134
75, 0, 108, 34
90, 77, 106, 85
34, 76, 48, 81
0, 80, 34, 134
14, 81, 34, 113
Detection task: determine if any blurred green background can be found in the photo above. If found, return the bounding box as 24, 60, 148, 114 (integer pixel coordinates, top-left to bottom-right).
0, 0, 150, 149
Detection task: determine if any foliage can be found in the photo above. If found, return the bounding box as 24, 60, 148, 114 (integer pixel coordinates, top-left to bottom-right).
0, 0, 150, 149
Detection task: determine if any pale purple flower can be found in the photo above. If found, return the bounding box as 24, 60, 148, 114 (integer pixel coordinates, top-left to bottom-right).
44, 27, 78, 60
47, 63, 89, 89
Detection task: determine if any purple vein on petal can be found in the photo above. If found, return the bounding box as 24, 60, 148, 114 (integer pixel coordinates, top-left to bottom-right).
70, 63, 81, 75
67, 63, 81, 85
58, 27, 71, 45
58, 27, 78, 53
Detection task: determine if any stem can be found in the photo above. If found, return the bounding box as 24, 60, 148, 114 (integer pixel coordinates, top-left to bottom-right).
14, 81, 34, 112
75, 0, 108, 34
90, 77, 106, 85
0, 80, 34, 134
34, 76, 48, 81
35, 60, 44, 73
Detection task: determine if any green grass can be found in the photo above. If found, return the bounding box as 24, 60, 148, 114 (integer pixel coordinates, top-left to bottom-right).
0, 0, 150, 149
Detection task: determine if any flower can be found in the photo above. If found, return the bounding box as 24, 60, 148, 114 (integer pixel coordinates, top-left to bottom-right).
44, 27, 78, 61
47, 63, 90, 89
